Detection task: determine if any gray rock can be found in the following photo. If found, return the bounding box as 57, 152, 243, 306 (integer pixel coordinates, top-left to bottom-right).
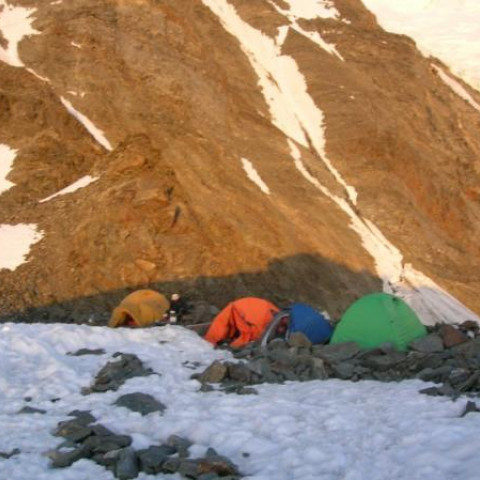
232, 343, 258, 359
247, 358, 272, 378
17, 406, 47, 414
92, 448, 122, 469
417, 365, 453, 382
311, 358, 328, 380
267, 338, 288, 351
0, 448, 20, 460
69, 348, 106, 356
330, 362, 356, 380
449, 337, 480, 357
287, 332, 312, 349
85, 353, 154, 394
67, 410, 96, 425
199, 383, 215, 392
457, 371, 480, 393
361, 353, 406, 371
83, 434, 132, 454
114, 392, 166, 416
419, 383, 456, 397
53, 419, 94, 442
199, 361, 228, 384
448, 368, 472, 387
91, 424, 116, 436
460, 401, 480, 417
352, 365, 372, 378
49, 446, 90, 468
115, 447, 138, 480
237, 386, 258, 395
138, 445, 175, 474
178, 459, 201, 478
161, 457, 181, 473
227, 362, 251, 384
410, 334, 444, 353
167, 435, 192, 457
197, 474, 221, 480
379, 342, 396, 354
317, 342, 360, 363
280, 370, 298, 382
416, 353, 445, 371
268, 350, 296, 368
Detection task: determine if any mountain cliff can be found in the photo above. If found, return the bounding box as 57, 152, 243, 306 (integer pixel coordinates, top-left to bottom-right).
0, 0, 479, 325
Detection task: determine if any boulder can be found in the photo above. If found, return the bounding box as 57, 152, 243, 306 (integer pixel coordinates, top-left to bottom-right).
199, 361, 228, 384
460, 401, 480, 417
137, 446, 175, 474
439, 325, 468, 348
115, 447, 139, 480
287, 332, 312, 349
316, 342, 360, 363
114, 392, 166, 416
409, 334, 444, 353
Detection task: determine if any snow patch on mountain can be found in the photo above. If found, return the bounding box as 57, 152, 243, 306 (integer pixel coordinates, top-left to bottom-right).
281, 0, 340, 21
0, 1, 39, 67
269, 0, 344, 60
60, 97, 113, 151
241, 158, 270, 195
39, 175, 99, 203
0, 224, 43, 271
0, 144, 16, 195
202, 0, 355, 204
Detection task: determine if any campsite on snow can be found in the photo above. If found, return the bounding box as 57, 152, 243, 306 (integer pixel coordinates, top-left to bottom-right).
1, 0, 480, 479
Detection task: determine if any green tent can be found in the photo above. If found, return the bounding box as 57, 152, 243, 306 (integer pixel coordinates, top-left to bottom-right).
330, 293, 427, 351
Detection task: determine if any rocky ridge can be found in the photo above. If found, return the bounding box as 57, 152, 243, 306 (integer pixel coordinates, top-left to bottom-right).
196, 322, 480, 400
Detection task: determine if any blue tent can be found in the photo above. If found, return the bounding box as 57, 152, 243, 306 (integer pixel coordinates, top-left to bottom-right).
288, 303, 333, 344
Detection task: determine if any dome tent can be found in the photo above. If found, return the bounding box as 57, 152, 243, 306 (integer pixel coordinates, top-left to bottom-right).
204, 297, 279, 348
330, 293, 427, 351
109, 289, 170, 328
289, 303, 333, 343
261, 303, 333, 346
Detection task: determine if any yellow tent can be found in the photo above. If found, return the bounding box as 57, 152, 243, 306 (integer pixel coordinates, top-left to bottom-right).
108, 290, 170, 328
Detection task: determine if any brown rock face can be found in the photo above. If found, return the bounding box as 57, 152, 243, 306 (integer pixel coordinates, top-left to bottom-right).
0, 0, 479, 324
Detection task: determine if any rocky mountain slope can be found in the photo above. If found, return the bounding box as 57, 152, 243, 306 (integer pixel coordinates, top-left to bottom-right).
0, 0, 479, 324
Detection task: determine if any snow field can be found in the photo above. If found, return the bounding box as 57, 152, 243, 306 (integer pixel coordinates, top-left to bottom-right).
1, 324, 480, 480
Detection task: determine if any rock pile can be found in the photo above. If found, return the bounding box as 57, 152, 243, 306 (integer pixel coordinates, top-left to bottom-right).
81, 353, 155, 394
49, 410, 241, 479
194, 323, 480, 399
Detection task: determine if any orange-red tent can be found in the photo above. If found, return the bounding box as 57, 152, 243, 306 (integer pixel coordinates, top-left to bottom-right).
204, 297, 279, 348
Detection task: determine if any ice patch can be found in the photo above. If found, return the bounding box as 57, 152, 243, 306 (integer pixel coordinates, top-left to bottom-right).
39, 175, 99, 203
241, 158, 270, 194
0, 144, 16, 195
0, 224, 43, 270
0, 1, 39, 67
60, 97, 113, 151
